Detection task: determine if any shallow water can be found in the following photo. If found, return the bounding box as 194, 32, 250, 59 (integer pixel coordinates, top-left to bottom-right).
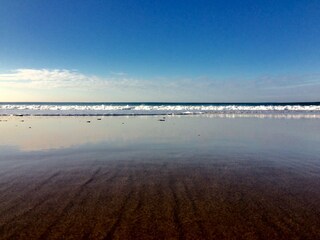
0, 115, 320, 239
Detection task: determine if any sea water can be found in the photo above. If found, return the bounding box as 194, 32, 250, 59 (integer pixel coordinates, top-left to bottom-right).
0, 102, 320, 116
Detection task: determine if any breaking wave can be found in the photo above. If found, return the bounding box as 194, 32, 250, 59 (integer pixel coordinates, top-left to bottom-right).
0, 102, 320, 116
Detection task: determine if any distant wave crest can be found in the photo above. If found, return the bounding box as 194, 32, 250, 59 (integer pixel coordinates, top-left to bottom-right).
1, 103, 320, 116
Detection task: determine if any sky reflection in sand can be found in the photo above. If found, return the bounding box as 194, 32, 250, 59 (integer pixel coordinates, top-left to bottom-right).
0, 115, 319, 161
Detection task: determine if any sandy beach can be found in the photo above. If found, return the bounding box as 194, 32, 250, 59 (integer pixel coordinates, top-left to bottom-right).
0, 116, 320, 239
2, 0, 320, 238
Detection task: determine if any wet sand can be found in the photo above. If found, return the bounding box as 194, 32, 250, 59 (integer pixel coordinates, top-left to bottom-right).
0, 116, 320, 239
1, 159, 320, 240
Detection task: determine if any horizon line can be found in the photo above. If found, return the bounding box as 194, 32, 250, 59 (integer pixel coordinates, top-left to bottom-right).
0, 101, 319, 104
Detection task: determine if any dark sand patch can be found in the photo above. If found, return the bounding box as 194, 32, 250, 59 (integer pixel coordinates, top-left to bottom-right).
0, 160, 320, 240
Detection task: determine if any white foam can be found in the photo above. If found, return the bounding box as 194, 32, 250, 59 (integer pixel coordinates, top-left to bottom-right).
0, 104, 320, 116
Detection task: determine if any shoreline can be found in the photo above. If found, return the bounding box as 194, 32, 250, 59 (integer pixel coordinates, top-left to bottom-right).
1, 112, 320, 119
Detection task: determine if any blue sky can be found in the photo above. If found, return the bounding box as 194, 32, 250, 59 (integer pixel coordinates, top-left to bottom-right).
0, 0, 319, 102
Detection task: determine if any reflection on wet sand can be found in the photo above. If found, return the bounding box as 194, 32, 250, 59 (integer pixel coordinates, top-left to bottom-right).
0, 116, 320, 239
1, 115, 320, 152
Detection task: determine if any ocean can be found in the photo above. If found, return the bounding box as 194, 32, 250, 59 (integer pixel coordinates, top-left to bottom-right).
1, 102, 320, 116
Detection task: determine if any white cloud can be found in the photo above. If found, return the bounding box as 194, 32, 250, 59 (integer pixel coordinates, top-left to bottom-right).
0, 68, 202, 101
0, 68, 146, 90
0, 68, 320, 102
0, 69, 93, 89
110, 71, 127, 76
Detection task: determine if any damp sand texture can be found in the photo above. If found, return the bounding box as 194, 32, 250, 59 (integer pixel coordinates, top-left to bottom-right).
0, 116, 320, 239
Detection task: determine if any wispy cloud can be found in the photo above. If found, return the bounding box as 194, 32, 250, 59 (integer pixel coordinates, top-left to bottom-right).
110, 71, 127, 76
0, 68, 145, 90
0, 68, 320, 101
252, 73, 320, 89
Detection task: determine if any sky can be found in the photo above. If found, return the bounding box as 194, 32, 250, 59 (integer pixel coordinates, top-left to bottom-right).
0, 0, 319, 102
